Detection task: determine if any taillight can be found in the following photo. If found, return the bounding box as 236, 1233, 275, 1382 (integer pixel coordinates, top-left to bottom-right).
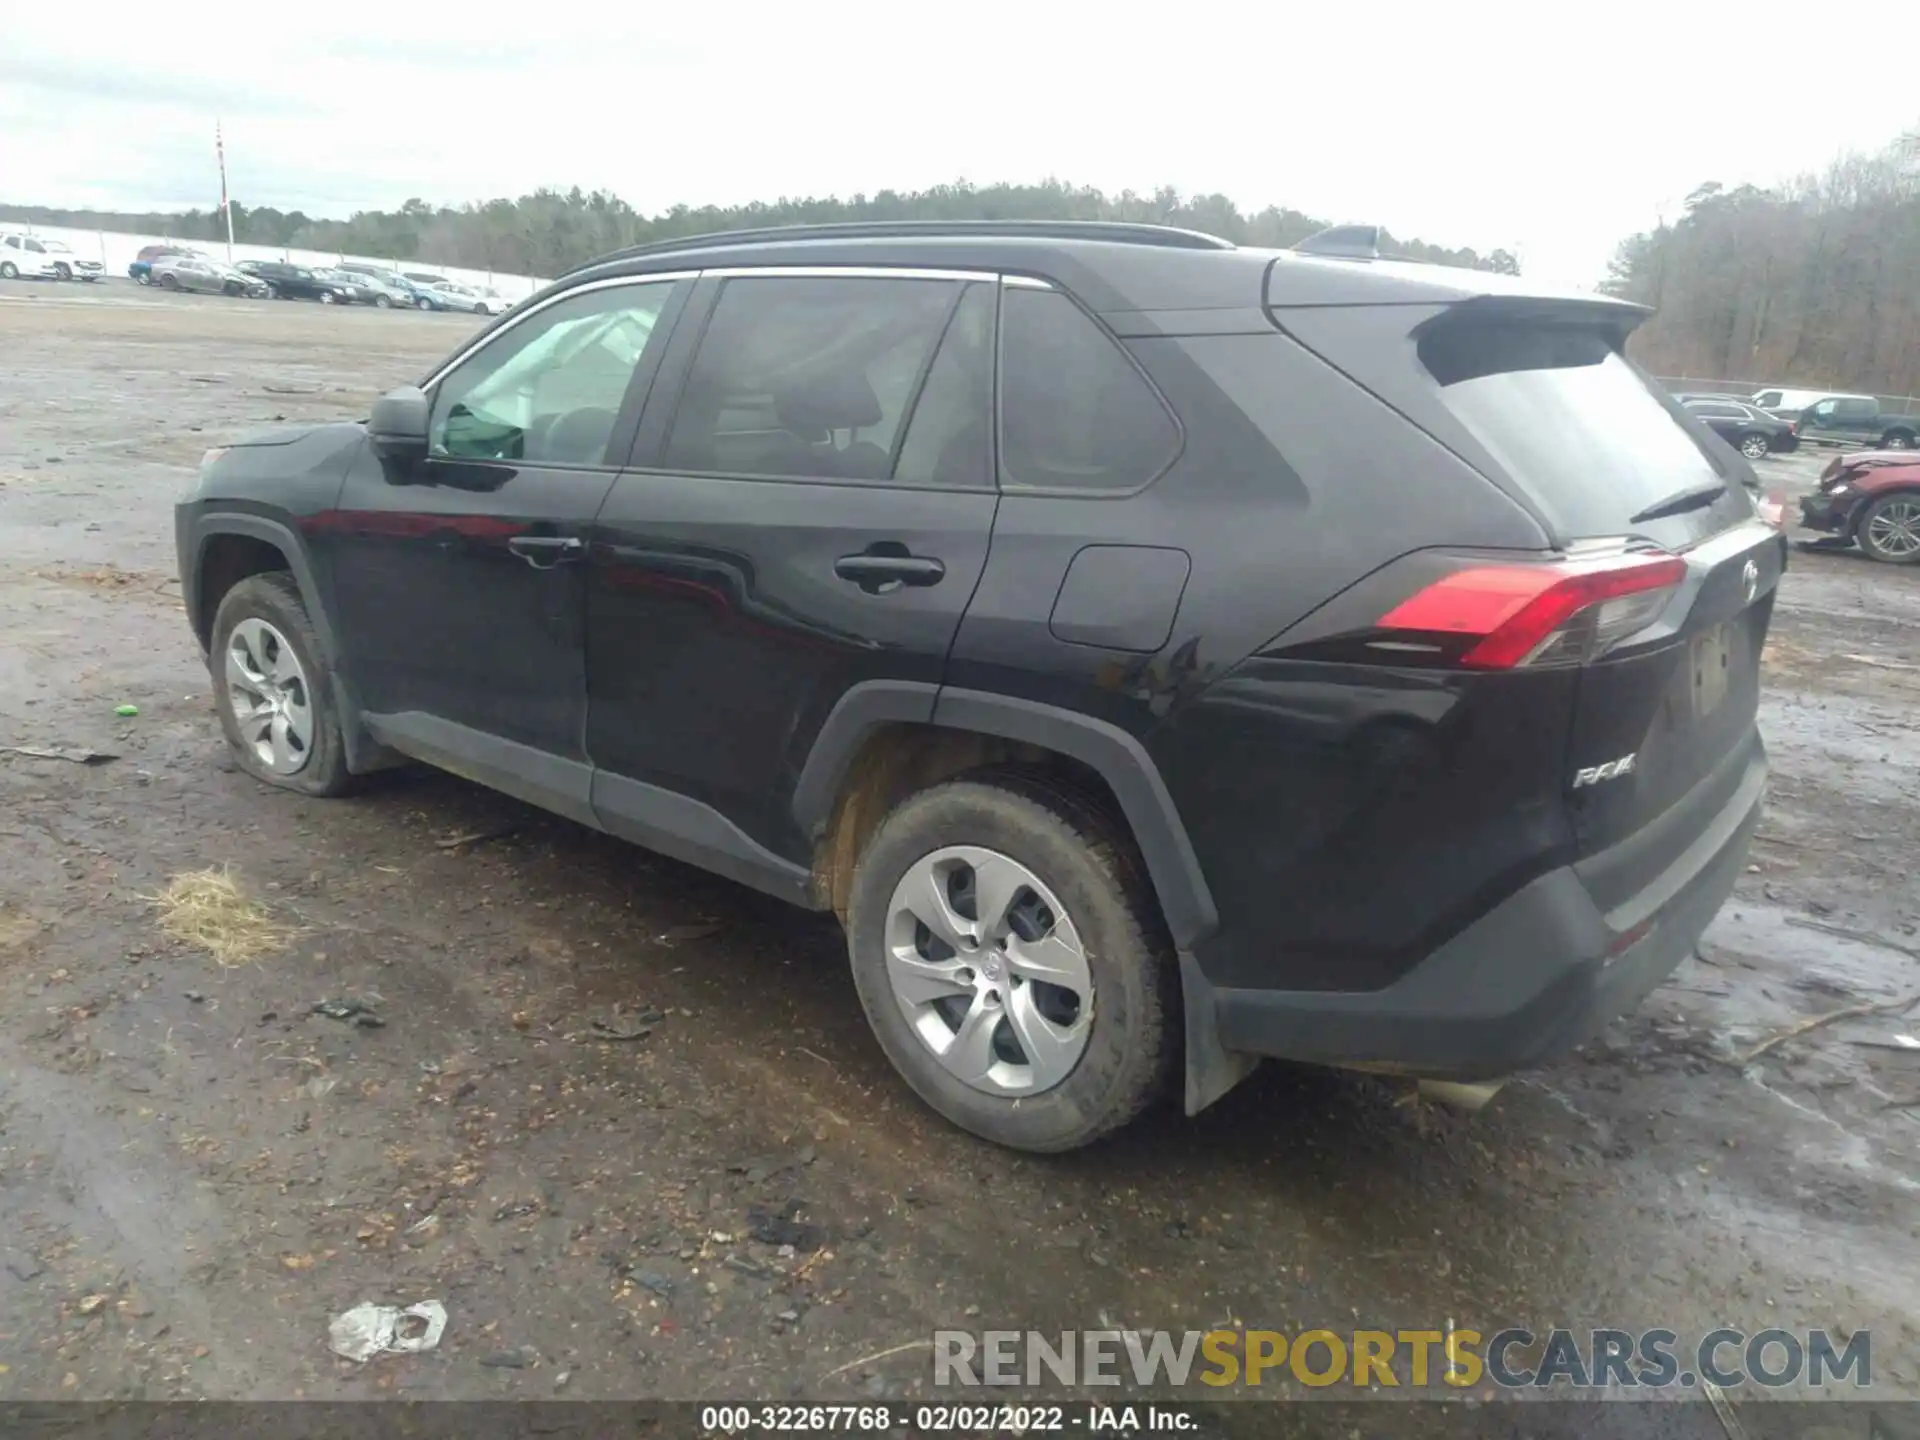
1759, 490, 1786, 529
1375, 554, 1686, 670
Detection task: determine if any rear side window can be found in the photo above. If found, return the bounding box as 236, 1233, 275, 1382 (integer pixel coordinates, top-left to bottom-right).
1419, 321, 1731, 538
664, 276, 958, 482
999, 287, 1178, 492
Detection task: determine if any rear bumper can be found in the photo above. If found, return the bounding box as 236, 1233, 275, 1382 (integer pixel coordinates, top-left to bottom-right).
1204, 745, 1765, 1080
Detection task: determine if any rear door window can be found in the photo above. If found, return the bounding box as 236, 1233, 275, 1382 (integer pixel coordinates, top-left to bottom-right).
663, 275, 959, 482
998, 286, 1179, 492
894, 282, 994, 489
1418, 320, 1738, 539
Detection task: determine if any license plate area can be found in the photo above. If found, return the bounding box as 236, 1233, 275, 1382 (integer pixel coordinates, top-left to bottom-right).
1691, 621, 1733, 717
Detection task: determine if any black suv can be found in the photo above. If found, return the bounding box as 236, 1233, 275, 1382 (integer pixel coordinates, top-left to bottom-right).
237, 260, 355, 304
175, 221, 1780, 1151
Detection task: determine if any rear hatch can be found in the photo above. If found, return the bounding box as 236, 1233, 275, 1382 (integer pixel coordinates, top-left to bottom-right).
1271, 286, 1781, 916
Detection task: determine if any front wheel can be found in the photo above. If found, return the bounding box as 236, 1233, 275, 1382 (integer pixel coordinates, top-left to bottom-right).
1857, 492, 1920, 565
54, 263, 72, 281
223, 280, 241, 296
209, 573, 353, 795
318, 291, 336, 304
1738, 432, 1771, 460
473, 303, 490, 316
846, 771, 1175, 1152
374, 294, 391, 309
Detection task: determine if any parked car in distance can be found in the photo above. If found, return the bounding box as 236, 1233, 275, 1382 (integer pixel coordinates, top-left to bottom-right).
1677, 395, 1798, 458
1791, 394, 1919, 451
236, 261, 354, 304
1750, 386, 1840, 415
38, 237, 105, 281
175, 220, 1782, 1152
426, 279, 503, 315
151, 254, 270, 297
309, 269, 386, 306
1, 232, 60, 279
1800, 450, 1920, 563
130, 244, 196, 284
1, 232, 100, 280
336, 264, 426, 308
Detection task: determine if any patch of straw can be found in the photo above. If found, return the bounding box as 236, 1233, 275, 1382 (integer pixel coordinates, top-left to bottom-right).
149, 868, 293, 967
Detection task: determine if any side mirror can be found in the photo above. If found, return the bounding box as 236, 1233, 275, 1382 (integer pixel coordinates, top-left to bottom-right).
369, 386, 430, 461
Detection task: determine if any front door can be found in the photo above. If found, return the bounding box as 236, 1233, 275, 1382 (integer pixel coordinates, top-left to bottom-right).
323, 275, 687, 820
585, 272, 999, 879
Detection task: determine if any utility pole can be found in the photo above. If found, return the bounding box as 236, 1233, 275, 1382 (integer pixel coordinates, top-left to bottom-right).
217, 119, 234, 261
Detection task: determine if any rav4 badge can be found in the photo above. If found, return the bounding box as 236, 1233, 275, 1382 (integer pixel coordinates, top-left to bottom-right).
1573, 754, 1637, 788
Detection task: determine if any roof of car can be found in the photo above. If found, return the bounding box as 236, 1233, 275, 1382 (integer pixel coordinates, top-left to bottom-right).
552, 220, 1630, 320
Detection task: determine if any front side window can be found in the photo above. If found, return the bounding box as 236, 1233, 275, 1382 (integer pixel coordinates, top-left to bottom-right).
999, 286, 1179, 491
429, 281, 674, 467
1753, 391, 1782, 407
664, 275, 959, 481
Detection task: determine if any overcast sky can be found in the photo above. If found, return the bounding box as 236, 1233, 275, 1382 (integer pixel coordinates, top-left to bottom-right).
4, 1, 1914, 288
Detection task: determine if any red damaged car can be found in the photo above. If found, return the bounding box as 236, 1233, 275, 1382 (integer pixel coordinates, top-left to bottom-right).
1799, 451, 1920, 564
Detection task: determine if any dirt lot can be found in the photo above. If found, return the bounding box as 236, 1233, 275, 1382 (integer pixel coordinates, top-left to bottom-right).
2, 278, 1918, 1420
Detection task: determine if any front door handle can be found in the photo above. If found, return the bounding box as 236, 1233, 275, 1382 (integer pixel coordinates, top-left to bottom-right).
508, 535, 585, 569
834, 551, 946, 595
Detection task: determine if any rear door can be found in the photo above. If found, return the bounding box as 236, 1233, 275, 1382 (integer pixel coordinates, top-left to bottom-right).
584, 269, 998, 870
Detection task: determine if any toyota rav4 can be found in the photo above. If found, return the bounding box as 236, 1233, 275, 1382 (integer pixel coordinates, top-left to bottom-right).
175, 221, 1780, 1151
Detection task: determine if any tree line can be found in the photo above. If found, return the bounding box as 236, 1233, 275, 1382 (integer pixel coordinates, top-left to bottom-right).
0, 179, 1518, 279
1604, 126, 1920, 396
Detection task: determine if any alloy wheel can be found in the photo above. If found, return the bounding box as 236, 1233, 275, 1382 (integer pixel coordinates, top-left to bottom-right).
1740, 434, 1770, 459
883, 846, 1093, 1097
224, 617, 314, 774
1865, 498, 1920, 560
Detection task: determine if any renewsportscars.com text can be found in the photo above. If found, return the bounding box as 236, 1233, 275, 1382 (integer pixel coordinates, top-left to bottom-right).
934, 1327, 1871, 1391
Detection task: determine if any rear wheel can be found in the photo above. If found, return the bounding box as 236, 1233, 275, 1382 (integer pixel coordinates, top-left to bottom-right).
223, 280, 241, 296
1738, 432, 1771, 460
1857, 493, 1920, 565
846, 771, 1175, 1152
160, 272, 179, 289
209, 573, 353, 795
134, 271, 150, 285
474, 302, 491, 316
1881, 432, 1914, 450
0, 262, 19, 280
319, 291, 336, 304
374, 294, 391, 309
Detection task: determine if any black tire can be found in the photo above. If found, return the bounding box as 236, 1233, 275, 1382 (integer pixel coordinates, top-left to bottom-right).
208, 572, 354, 796
319, 291, 336, 305
54, 263, 72, 281
1855, 492, 1920, 566
374, 294, 391, 309
134, 272, 150, 285
160, 272, 179, 290
223, 280, 241, 296
846, 769, 1176, 1152
1738, 432, 1771, 460
474, 303, 490, 316
1, 261, 21, 279
1880, 431, 1914, 450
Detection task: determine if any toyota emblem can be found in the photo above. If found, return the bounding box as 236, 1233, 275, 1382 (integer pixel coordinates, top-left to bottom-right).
1741, 558, 1759, 604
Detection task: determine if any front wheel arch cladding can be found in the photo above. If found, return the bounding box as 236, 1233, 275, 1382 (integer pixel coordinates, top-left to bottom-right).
188, 513, 399, 773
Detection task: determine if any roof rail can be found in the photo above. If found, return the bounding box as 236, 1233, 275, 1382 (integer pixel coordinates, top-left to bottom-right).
581, 219, 1237, 271
1294, 224, 1382, 260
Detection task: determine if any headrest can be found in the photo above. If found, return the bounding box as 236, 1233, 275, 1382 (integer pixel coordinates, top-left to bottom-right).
776, 369, 882, 432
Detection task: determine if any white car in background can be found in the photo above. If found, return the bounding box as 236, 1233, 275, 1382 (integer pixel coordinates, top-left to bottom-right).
428, 279, 505, 316
1, 232, 104, 280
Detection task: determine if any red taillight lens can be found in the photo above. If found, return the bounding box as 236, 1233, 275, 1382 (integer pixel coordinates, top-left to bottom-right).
1759, 490, 1786, 529
1376, 554, 1686, 670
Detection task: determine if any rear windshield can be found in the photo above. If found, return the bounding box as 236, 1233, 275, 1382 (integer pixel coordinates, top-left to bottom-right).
1418, 322, 1732, 539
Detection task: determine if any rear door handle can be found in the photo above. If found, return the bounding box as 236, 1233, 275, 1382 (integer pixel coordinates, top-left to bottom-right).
834, 552, 946, 594
508, 535, 585, 569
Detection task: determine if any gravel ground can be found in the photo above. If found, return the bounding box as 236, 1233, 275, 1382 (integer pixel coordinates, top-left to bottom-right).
1, 278, 1917, 1425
